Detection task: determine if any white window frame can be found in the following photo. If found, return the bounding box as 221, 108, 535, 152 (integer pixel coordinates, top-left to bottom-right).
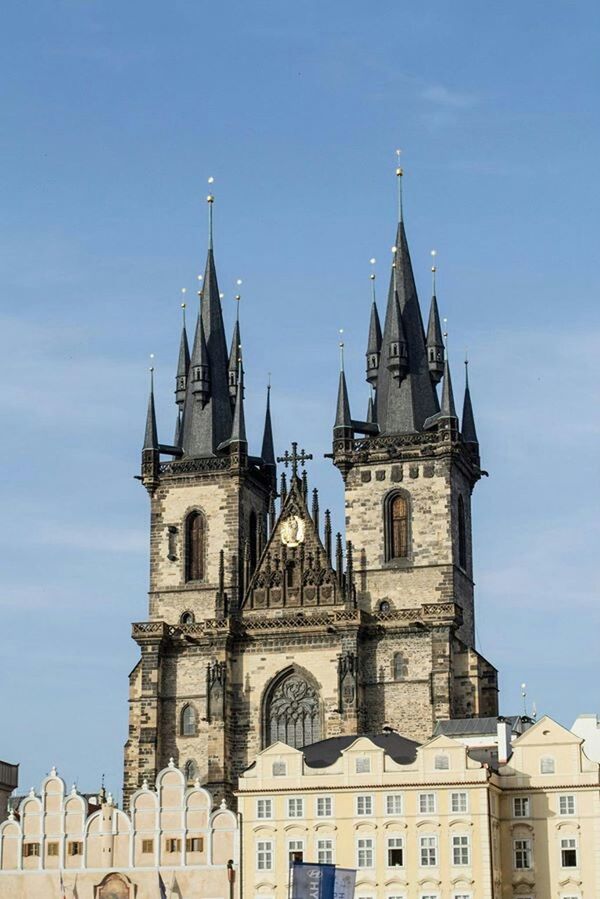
434, 754, 449, 770
451, 833, 470, 866
386, 793, 403, 816
386, 835, 404, 868
317, 838, 334, 865
540, 755, 555, 774
288, 838, 304, 864
560, 837, 578, 868
256, 797, 273, 819
316, 795, 333, 817
419, 792, 437, 814
513, 796, 530, 818
451, 791, 468, 813
558, 794, 576, 816
357, 837, 375, 868
452, 894, 473, 899
356, 794, 374, 816
356, 756, 371, 773
419, 834, 438, 867
287, 797, 304, 818
514, 838, 532, 869
256, 839, 273, 871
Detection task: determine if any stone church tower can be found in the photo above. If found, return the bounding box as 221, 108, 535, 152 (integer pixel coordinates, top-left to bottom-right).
123, 184, 498, 808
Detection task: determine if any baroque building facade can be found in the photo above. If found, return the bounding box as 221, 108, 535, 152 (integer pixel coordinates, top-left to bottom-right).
124, 180, 498, 808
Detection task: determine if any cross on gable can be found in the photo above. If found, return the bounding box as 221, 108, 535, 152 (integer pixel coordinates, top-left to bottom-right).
276, 442, 313, 478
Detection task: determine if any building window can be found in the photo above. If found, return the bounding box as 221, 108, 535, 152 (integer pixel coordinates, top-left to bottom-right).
249, 510, 258, 573
386, 793, 403, 815
561, 838, 578, 867
434, 754, 449, 770
264, 670, 321, 750
288, 840, 304, 864
47, 843, 59, 857
316, 796, 333, 817
286, 561, 296, 588
287, 797, 304, 818
419, 835, 438, 866
540, 756, 555, 774
357, 838, 374, 868
513, 796, 530, 818
356, 757, 371, 773
184, 759, 199, 783
165, 838, 181, 853
272, 761, 286, 776
379, 600, 391, 613
356, 795, 373, 816
68, 841, 83, 856
317, 839, 334, 865
257, 798, 273, 819
392, 652, 408, 681
559, 794, 576, 815
141, 839, 154, 853
419, 792, 437, 814
452, 835, 470, 866
185, 510, 205, 582
451, 792, 468, 813
23, 843, 40, 858
458, 494, 467, 570
453, 894, 473, 899
387, 837, 404, 867
181, 704, 197, 737
514, 839, 532, 869
256, 840, 273, 871
180, 610, 195, 625
386, 492, 410, 560
186, 837, 203, 852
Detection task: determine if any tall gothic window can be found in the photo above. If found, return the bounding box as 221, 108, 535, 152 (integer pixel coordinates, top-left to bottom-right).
393, 652, 408, 681
264, 671, 321, 750
249, 511, 258, 573
181, 704, 197, 737
385, 491, 410, 560
185, 511, 205, 582
458, 495, 467, 570
184, 759, 199, 783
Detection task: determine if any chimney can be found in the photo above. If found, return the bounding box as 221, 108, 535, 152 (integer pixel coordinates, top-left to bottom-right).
497, 717, 512, 765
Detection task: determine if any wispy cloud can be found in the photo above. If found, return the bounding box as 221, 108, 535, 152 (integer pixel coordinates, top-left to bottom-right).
421, 83, 477, 109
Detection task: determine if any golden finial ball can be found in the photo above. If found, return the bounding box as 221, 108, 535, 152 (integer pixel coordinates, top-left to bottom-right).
396, 167, 403, 177
431, 266, 436, 273
235, 294, 241, 301
370, 273, 376, 280
208, 176, 215, 184
207, 194, 214, 203
181, 302, 186, 309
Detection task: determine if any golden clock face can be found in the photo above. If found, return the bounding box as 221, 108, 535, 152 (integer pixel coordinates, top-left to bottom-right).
280, 514, 305, 548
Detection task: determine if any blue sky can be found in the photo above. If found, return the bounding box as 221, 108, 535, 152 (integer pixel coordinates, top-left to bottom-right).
1, 0, 599, 802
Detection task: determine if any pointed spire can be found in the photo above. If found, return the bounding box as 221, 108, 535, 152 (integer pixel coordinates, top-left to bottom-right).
366, 391, 375, 424
190, 309, 210, 404
261, 383, 276, 467
366, 269, 382, 386
386, 289, 409, 382
334, 369, 352, 430
230, 359, 247, 445
174, 408, 182, 447
228, 296, 242, 403
461, 358, 479, 447
175, 295, 191, 406
143, 367, 159, 450
324, 510, 332, 563
440, 356, 457, 420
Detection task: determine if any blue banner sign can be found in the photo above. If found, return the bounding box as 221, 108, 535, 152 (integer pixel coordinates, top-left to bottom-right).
291, 862, 356, 899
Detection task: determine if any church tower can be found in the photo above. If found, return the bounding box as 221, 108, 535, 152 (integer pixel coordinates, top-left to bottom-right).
124, 177, 498, 810
331, 168, 498, 738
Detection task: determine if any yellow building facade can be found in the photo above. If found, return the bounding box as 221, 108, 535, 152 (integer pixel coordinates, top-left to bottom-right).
237, 716, 600, 899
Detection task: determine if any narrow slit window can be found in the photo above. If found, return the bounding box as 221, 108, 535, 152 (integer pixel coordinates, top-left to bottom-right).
186, 512, 205, 582
388, 493, 409, 560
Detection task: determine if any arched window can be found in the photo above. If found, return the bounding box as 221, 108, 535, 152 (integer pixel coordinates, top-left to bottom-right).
180, 610, 195, 625
249, 511, 258, 573
264, 671, 321, 750
181, 704, 197, 737
185, 511, 205, 582
286, 562, 296, 588
385, 492, 410, 561
184, 759, 199, 783
458, 495, 467, 570
392, 652, 408, 681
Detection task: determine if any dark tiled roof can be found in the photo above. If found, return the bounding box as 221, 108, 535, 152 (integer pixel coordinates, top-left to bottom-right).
433, 716, 523, 738
301, 732, 420, 768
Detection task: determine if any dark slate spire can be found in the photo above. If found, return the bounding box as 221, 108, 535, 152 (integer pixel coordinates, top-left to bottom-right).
375, 214, 439, 434
230, 359, 247, 445
426, 292, 445, 385
440, 357, 457, 420
189, 308, 210, 404
461, 359, 479, 447
174, 408, 182, 447
180, 194, 233, 457
261, 384, 276, 467
365, 285, 382, 386
228, 299, 242, 403
334, 370, 352, 431
175, 304, 190, 407
143, 369, 158, 451
366, 391, 375, 424
386, 289, 409, 383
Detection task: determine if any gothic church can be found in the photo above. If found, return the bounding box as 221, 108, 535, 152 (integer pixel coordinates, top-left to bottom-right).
124, 181, 498, 807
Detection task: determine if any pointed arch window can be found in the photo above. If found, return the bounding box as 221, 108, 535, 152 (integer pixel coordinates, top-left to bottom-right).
181, 704, 197, 737
264, 671, 321, 750
184, 759, 199, 783
185, 511, 205, 582
393, 652, 408, 681
385, 491, 410, 561
458, 495, 467, 570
